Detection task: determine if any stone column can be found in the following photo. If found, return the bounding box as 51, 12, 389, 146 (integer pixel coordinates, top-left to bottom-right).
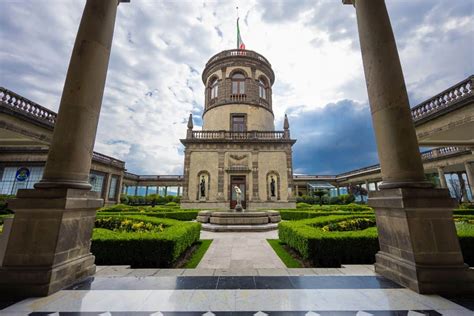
438, 167, 448, 188
364, 180, 369, 191
36, 1, 120, 190
117, 175, 124, 201
164, 186, 168, 196
374, 181, 378, 191
457, 172, 468, 202
177, 186, 181, 196
344, 0, 472, 294
103, 173, 112, 203
465, 162, 474, 200
295, 184, 299, 196
0, 0, 124, 297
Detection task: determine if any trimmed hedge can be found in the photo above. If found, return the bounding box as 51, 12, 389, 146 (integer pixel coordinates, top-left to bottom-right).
279, 215, 378, 267
91, 215, 200, 267
279, 215, 474, 267
98, 211, 198, 221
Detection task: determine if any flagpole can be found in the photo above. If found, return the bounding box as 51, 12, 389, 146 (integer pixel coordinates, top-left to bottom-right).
236, 6, 239, 49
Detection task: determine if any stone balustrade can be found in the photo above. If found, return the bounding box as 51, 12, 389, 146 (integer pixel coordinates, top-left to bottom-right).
411, 75, 473, 121
206, 49, 272, 68
189, 130, 288, 140
91, 152, 125, 168
0, 87, 57, 126
339, 146, 470, 179
420, 146, 469, 160
124, 172, 183, 181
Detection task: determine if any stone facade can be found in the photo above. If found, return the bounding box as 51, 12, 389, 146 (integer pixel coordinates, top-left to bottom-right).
181, 50, 296, 210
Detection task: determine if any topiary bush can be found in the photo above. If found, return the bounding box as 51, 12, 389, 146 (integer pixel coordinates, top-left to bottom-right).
296, 202, 312, 209
279, 215, 379, 267
279, 214, 474, 268
91, 215, 200, 267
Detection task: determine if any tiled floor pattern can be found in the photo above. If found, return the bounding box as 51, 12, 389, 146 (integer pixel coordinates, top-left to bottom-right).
198, 230, 285, 269
1, 274, 472, 315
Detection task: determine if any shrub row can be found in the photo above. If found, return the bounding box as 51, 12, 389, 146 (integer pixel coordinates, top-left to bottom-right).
279, 215, 474, 267
295, 203, 373, 212
280, 210, 374, 221
296, 194, 356, 205
120, 194, 181, 206
91, 215, 200, 267
98, 211, 199, 221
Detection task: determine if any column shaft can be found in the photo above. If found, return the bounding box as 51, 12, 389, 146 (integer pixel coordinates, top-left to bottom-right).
36, 0, 119, 190
438, 167, 448, 188
457, 172, 468, 202
465, 162, 474, 200
353, 0, 428, 189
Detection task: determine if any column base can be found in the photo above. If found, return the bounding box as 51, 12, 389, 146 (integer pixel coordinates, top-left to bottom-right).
0, 254, 96, 297
375, 252, 474, 295
369, 187, 474, 295
0, 188, 103, 297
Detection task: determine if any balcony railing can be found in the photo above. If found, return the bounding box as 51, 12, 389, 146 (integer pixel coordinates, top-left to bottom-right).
230, 94, 247, 102
92, 152, 125, 168
0, 87, 57, 127
189, 130, 288, 140
124, 172, 183, 181
420, 146, 468, 160
411, 75, 473, 121
337, 146, 469, 179
206, 49, 271, 68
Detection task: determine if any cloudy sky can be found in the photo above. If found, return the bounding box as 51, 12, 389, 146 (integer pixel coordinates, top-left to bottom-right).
1, 0, 473, 175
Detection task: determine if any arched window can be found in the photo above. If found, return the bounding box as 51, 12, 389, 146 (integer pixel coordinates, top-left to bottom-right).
231, 72, 245, 95
209, 78, 218, 100
258, 78, 267, 99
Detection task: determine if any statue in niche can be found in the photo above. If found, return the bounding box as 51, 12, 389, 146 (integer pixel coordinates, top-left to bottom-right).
270, 176, 276, 197
234, 185, 243, 212
200, 176, 206, 198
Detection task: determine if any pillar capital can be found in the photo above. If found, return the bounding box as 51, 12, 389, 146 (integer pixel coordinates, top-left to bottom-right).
342, 0, 355, 5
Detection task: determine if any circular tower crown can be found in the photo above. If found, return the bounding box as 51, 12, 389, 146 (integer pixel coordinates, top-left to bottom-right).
201, 49, 276, 131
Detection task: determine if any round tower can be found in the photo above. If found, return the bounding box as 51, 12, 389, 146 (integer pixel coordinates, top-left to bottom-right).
181, 49, 296, 211
201, 49, 275, 131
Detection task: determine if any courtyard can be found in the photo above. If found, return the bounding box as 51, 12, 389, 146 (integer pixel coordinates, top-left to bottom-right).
1, 0, 474, 314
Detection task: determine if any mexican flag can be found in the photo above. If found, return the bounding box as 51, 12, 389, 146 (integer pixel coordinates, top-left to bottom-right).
237, 18, 245, 50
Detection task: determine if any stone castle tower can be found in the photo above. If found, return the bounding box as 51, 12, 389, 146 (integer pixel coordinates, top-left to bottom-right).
180, 49, 296, 210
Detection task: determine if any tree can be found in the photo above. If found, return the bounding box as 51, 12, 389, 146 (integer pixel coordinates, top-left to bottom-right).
313, 189, 328, 206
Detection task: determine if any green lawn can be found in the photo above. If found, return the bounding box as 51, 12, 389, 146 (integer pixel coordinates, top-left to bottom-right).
267, 239, 303, 268
184, 239, 213, 268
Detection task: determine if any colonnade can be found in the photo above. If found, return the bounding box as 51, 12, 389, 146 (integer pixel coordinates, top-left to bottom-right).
121, 185, 182, 197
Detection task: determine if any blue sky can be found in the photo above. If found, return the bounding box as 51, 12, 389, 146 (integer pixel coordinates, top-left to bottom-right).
0, 0, 473, 175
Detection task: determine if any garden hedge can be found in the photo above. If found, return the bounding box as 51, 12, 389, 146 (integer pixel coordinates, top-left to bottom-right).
98, 204, 199, 221
98, 211, 198, 221
91, 215, 200, 267
279, 215, 474, 268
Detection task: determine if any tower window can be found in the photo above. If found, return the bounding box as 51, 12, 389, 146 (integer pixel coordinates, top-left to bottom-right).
231, 73, 245, 95
209, 78, 218, 100
231, 114, 246, 132
258, 78, 267, 99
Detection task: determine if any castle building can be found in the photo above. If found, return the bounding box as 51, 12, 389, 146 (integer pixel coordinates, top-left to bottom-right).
180, 49, 296, 210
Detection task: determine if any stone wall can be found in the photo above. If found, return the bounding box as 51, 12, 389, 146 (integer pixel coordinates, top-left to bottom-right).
182, 142, 295, 210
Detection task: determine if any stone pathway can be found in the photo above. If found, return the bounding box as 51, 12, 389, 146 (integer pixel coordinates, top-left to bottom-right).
197, 230, 285, 269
